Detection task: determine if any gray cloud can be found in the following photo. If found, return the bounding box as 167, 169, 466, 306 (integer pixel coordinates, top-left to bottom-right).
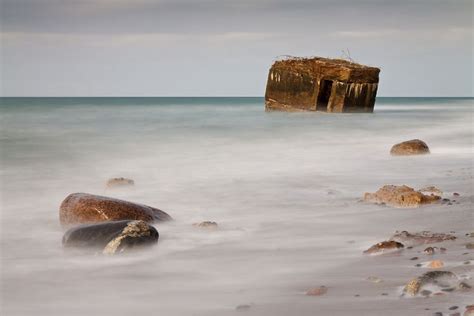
0, 0, 472, 96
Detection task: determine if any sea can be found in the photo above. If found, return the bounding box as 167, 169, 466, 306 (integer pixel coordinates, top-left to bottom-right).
0, 97, 473, 315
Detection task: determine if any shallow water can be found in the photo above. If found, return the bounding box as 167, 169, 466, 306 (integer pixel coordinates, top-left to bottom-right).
1, 97, 473, 315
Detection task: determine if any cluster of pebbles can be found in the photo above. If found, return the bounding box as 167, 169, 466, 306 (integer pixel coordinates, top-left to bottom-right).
305, 140, 473, 316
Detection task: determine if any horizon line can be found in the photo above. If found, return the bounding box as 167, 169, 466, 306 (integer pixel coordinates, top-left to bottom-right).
1, 96, 473, 98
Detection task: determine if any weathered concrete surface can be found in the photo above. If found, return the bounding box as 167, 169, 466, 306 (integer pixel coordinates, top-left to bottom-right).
62, 220, 158, 254
59, 193, 172, 226
265, 57, 380, 113
363, 185, 441, 208
390, 139, 430, 156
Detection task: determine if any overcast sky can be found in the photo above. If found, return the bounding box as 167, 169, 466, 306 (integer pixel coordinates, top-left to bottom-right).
0, 0, 472, 96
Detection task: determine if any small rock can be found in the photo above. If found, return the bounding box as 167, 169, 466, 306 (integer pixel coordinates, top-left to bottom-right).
235, 305, 251, 311
465, 243, 474, 249
403, 271, 458, 296
106, 177, 134, 188
453, 192, 460, 196
367, 276, 382, 283
465, 305, 474, 316
428, 260, 444, 269
410, 257, 419, 260
420, 290, 432, 296
424, 247, 436, 255
192, 221, 218, 229
459, 282, 472, 290
432, 312, 443, 316
363, 241, 404, 255
440, 247, 447, 253
419, 186, 443, 195
62, 220, 159, 254
306, 286, 328, 296
449, 306, 459, 311
390, 139, 430, 156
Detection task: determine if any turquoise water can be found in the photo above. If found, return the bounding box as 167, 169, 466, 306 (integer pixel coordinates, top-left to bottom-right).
0, 97, 473, 316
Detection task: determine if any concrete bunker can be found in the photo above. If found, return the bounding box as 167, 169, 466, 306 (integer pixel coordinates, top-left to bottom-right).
265, 56, 380, 113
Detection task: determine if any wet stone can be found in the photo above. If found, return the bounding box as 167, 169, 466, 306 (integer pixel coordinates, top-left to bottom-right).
306, 286, 328, 296
62, 220, 159, 254
236, 305, 251, 311
59, 193, 172, 226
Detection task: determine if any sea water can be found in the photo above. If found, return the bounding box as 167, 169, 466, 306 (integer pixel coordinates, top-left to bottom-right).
0, 97, 473, 315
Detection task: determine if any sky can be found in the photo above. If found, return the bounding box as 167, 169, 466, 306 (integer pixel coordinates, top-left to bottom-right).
0, 0, 472, 97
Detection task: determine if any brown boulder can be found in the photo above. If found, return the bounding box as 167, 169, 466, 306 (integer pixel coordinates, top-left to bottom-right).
364, 185, 441, 208
59, 193, 172, 227
363, 241, 404, 255
390, 139, 430, 156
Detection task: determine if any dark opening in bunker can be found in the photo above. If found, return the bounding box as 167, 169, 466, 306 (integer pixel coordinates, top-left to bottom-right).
316, 80, 333, 112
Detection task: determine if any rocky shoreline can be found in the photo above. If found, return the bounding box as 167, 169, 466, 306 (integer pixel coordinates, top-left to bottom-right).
54, 140, 473, 315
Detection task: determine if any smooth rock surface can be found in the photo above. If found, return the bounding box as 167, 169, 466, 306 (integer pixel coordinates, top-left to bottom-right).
62, 220, 159, 254
390, 139, 430, 156
59, 193, 172, 226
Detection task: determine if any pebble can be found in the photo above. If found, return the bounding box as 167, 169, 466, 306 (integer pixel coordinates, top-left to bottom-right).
367, 276, 382, 283
424, 247, 436, 255
465, 243, 474, 249
432, 312, 443, 316
235, 305, 251, 311
428, 260, 444, 268
453, 192, 460, 196
449, 306, 458, 310
415, 263, 422, 267
381, 293, 388, 296
306, 286, 328, 296
410, 256, 419, 260
420, 290, 432, 296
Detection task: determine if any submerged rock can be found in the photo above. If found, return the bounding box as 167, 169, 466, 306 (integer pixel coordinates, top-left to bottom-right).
390, 139, 430, 156
106, 177, 134, 188
427, 260, 444, 269
403, 271, 459, 296
306, 286, 328, 296
390, 231, 456, 246
62, 220, 158, 254
59, 193, 172, 226
363, 241, 404, 255
419, 186, 443, 195
193, 221, 218, 229
364, 185, 441, 208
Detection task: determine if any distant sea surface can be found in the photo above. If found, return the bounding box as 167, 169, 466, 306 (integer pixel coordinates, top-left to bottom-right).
0, 97, 473, 316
